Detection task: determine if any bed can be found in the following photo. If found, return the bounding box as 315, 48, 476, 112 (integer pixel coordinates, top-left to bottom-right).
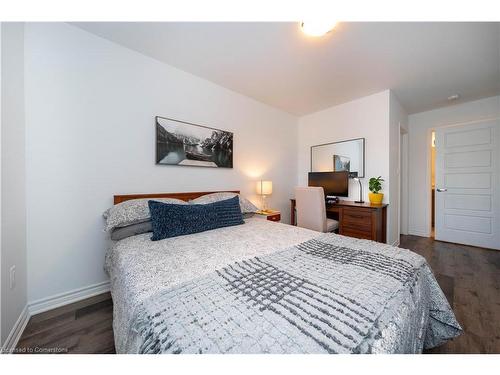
105, 191, 462, 354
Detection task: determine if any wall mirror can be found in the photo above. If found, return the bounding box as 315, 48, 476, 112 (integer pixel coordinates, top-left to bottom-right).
311, 138, 365, 178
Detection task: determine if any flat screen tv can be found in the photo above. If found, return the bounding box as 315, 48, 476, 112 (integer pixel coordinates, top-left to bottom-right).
308, 171, 349, 198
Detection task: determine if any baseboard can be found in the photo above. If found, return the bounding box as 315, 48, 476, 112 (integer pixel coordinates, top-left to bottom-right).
1, 305, 30, 354
1, 281, 110, 353
408, 229, 430, 238
392, 239, 400, 247
28, 280, 110, 316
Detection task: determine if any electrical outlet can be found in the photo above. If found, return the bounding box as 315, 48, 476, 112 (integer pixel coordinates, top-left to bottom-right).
10, 265, 16, 289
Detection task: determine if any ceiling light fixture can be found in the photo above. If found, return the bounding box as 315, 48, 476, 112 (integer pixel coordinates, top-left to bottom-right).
447, 94, 460, 101
300, 20, 337, 37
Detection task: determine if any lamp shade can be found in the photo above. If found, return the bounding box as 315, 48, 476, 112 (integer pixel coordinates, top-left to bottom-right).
256, 180, 272, 195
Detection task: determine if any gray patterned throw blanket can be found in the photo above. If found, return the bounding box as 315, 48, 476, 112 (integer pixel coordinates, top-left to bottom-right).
130, 234, 461, 354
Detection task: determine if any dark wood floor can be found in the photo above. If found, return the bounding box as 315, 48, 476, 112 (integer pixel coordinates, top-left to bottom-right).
15, 293, 115, 354
15, 235, 500, 354
400, 235, 500, 354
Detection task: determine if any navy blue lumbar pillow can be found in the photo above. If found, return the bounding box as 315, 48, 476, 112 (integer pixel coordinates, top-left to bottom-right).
148, 195, 244, 241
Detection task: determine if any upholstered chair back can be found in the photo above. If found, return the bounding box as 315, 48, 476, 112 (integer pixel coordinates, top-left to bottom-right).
295, 187, 327, 232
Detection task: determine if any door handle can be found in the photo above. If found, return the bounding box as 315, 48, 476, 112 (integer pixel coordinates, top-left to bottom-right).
437, 188, 447, 192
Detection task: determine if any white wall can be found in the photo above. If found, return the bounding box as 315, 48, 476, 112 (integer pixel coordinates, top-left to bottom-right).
24, 23, 298, 303
1, 23, 27, 344
408, 95, 500, 237
297, 90, 399, 243
0, 20, 2, 345
389, 92, 408, 245
298, 91, 391, 198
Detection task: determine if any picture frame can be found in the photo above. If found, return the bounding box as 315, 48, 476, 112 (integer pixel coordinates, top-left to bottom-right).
156, 116, 233, 168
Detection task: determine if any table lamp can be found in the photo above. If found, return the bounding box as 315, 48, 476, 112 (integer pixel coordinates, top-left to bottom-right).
353, 177, 364, 203
256, 180, 273, 214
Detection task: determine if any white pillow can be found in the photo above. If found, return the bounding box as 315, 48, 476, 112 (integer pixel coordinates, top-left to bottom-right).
103, 198, 187, 231
190, 193, 258, 214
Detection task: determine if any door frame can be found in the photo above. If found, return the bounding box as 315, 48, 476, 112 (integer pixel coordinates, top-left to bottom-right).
426, 117, 500, 238
400, 129, 409, 235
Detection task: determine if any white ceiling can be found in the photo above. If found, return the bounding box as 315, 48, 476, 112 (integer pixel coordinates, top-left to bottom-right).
73, 22, 500, 116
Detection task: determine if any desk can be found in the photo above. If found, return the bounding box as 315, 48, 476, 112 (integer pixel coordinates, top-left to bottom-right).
290, 199, 388, 243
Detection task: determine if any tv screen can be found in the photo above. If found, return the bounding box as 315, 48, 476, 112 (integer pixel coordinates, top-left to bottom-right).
308, 171, 349, 198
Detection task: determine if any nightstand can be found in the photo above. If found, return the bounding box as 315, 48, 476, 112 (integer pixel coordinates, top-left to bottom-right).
255, 210, 281, 222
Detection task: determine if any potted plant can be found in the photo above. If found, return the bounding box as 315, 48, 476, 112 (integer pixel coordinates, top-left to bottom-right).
368, 176, 385, 204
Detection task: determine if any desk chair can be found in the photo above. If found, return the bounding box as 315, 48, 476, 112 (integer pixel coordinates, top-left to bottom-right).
295, 187, 339, 233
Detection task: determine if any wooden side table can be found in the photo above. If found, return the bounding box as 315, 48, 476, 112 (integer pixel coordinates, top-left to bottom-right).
254, 210, 281, 222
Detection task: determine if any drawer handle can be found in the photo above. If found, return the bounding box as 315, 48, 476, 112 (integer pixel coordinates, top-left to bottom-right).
347, 214, 366, 219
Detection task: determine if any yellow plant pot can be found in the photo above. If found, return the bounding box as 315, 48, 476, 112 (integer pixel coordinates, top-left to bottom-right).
369, 192, 384, 205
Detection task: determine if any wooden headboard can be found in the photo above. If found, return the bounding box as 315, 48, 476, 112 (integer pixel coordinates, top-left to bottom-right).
113, 191, 240, 205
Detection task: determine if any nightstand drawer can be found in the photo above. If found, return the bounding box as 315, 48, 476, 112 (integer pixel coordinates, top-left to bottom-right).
254, 211, 281, 222
267, 213, 281, 222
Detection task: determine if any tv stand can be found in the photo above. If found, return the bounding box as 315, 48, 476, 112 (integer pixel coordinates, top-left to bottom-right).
290, 199, 388, 243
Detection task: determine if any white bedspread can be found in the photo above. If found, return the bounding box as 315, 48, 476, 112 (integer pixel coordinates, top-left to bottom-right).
105, 218, 319, 353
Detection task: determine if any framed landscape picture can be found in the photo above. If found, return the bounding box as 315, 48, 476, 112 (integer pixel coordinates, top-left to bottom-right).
155, 116, 233, 168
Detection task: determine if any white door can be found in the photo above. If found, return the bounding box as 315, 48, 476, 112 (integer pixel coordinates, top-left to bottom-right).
435, 119, 500, 250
